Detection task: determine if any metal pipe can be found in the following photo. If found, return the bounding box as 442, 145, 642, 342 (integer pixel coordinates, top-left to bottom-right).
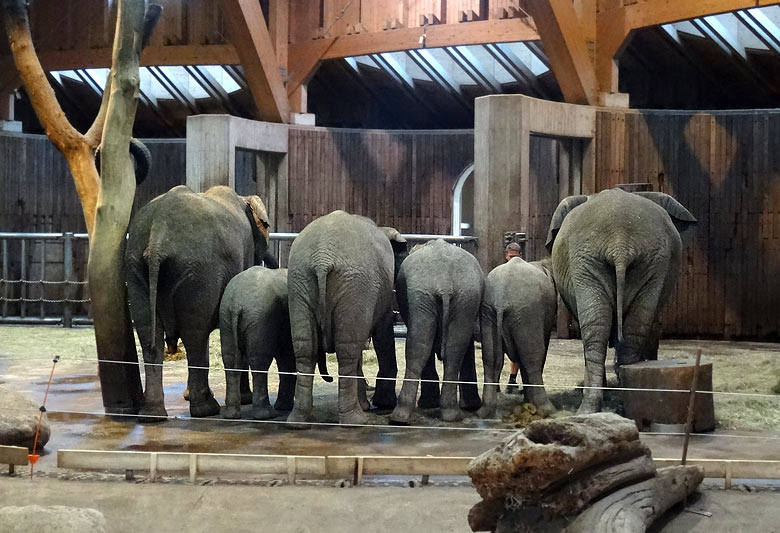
63, 233, 73, 328
20, 239, 26, 319
2, 238, 8, 318
40, 239, 46, 319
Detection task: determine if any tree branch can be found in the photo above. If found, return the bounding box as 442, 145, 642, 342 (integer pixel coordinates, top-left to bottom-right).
85, 3, 161, 148
2, 0, 83, 151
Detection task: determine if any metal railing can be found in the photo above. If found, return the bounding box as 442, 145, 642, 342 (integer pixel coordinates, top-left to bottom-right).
0, 231, 477, 327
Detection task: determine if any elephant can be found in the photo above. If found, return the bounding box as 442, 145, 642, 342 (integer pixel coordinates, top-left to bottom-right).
389, 239, 484, 424
545, 188, 697, 414
286, 210, 408, 426
478, 257, 557, 419
219, 266, 332, 420
126, 185, 277, 420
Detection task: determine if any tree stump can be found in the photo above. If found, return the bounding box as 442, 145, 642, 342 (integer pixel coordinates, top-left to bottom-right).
620, 359, 715, 432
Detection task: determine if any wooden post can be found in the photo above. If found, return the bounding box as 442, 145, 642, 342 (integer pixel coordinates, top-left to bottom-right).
681, 348, 702, 466
62, 232, 73, 328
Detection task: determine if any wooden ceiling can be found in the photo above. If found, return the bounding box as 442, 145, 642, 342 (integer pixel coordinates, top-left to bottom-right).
3, 1, 780, 135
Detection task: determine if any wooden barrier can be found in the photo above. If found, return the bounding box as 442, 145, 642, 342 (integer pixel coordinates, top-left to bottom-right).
56, 449, 780, 488
0, 445, 29, 475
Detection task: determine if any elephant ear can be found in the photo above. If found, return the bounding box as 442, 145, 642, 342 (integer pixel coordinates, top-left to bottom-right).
243, 195, 271, 242
379, 226, 408, 254
632, 192, 697, 232
545, 195, 589, 253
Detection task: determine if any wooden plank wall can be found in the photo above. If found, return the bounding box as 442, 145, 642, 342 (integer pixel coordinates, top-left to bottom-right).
0, 134, 186, 234
287, 127, 474, 234
594, 110, 780, 339
526, 135, 565, 262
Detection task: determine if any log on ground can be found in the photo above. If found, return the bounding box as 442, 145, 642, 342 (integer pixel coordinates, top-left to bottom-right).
563, 465, 704, 533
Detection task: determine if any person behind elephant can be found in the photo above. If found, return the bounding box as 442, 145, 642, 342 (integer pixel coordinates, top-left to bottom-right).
286, 211, 408, 426
503, 243, 522, 395
478, 256, 557, 419
126, 185, 277, 420
546, 188, 697, 414
390, 239, 484, 424
219, 267, 333, 420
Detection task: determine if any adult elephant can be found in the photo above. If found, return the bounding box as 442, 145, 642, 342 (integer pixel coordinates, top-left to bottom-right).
126, 185, 277, 420
390, 240, 484, 424
286, 211, 408, 426
546, 188, 697, 414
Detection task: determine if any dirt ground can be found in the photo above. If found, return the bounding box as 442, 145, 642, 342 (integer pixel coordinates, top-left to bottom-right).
1, 325, 778, 432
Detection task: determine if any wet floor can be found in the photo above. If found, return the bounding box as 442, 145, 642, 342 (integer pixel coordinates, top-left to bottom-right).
1, 328, 779, 474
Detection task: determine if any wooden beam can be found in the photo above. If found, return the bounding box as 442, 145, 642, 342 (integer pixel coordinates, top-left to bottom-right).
290, 17, 539, 63
269, 0, 289, 70
525, 0, 597, 105
0, 44, 238, 76
219, 0, 289, 123
286, 38, 335, 96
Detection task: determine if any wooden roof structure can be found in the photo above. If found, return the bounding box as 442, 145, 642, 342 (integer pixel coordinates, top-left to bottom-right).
2, 1, 780, 134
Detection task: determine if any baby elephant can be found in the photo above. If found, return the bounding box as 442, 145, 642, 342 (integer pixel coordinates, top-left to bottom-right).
478, 257, 557, 419
219, 267, 331, 419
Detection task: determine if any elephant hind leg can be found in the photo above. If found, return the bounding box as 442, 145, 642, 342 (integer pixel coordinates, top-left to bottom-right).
335, 341, 369, 426
440, 325, 474, 422
391, 318, 436, 425
458, 341, 481, 411
574, 286, 613, 415
274, 342, 296, 412
417, 350, 440, 409
513, 331, 555, 417
180, 328, 220, 418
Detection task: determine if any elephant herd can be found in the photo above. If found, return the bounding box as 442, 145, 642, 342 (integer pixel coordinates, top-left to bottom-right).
125, 185, 696, 426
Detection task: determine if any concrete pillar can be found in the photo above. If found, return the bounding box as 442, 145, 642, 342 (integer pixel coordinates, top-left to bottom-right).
185, 114, 291, 244
474, 95, 531, 272
0, 91, 22, 132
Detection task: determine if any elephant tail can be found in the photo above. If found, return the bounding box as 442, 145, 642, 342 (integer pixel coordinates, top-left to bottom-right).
614, 257, 627, 344
147, 249, 162, 355
317, 351, 333, 382
439, 292, 451, 363
315, 265, 331, 353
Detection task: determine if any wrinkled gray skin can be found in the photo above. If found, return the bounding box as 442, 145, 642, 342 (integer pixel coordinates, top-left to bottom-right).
390, 240, 484, 424
286, 211, 408, 426
219, 267, 297, 421
547, 188, 697, 414
478, 257, 557, 419
126, 185, 275, 420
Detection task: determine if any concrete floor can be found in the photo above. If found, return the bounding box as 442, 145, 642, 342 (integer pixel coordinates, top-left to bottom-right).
2, 329, 780, 531
0, 477, 778, 533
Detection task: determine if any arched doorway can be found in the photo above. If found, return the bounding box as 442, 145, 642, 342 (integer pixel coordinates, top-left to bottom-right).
451, 163, 474, 236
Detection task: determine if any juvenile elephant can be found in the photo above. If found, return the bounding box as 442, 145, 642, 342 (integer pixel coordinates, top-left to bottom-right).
390, 239, 484, 424
286, 211, 408, 425
478, 257, 557, 419
126, 185, 276, 420
220, 267, 331, 420
546, 188, 697, 413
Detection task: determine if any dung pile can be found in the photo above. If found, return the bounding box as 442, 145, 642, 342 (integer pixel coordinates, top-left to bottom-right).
467, 412, 703, 532
502, 403, 542, 428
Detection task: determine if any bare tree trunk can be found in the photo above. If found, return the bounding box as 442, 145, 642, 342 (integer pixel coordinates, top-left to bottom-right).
87, 0, 149, 414
3, 0, 159, 414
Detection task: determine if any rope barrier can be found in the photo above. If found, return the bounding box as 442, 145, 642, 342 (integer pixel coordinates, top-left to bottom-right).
0, 279, 88, 285
5, 354, 780, 399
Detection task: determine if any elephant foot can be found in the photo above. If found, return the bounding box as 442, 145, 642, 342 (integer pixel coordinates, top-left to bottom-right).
138, 403, 168, 423
417, 394, 440, 409
533, 400, 557, 418
389, 405, 413, 426
339, 408, 368, 426
371, 385, 398, 411
459, 398, 481, 412
359, 395, 371, 412
476, 405, 496, 420
273, 398, 294, 412
190, 396, 221, 418
576, 400, 601, 415
241, 392, 253, 405
222, 404, 241, 419
441, 407, 465, 422
286, 408, 312, 429
251, 405, 276, 420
